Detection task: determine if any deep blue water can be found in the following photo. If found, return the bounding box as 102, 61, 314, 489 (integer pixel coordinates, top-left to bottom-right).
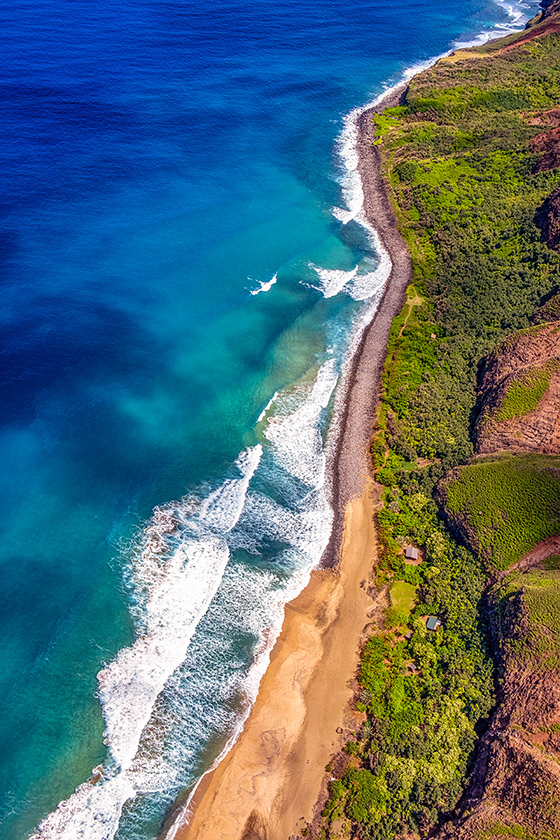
0, 0, 537, 838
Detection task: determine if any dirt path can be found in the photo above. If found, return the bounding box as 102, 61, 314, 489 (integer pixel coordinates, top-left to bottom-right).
397, 287, 423, 339
490, 535, 560, 587
509, 535, 560, 575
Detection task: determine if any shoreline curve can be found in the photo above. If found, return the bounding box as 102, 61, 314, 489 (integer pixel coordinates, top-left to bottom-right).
323, 81, 411, 568
163, 83, 412, 840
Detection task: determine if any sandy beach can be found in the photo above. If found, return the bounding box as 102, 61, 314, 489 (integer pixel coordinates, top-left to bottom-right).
171, 482, 379, 840
166, 88, 412, 840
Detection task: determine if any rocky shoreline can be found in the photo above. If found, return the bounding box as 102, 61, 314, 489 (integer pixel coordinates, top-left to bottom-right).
324, 83, 411, 568
162, 87, 413, 840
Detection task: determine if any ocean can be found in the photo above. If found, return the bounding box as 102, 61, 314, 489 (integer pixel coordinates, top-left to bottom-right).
0, 0, 538, 837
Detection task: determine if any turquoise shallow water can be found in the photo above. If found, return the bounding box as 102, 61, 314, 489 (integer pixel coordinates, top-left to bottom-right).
0, 0, 539, 837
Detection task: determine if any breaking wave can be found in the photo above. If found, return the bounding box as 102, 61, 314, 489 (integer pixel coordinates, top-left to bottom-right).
29, 446, 262, 839
249, 273, 278, 295
29, 358, 338, 840
28, 3, 536, 837
324, 0, 535, 313
308, 263, 358, 298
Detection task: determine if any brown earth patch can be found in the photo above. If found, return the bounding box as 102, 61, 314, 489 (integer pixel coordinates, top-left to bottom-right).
476, 366, 560, 455
500, 1, 560, 54
480, 323, 560, 384
529, 125, 560, 171
434, 579, 560, 840
536, 185, 560, 251
533, 289, 560, 324
527, 107, 560, 128
507, 535, 560, 578
502, 18, 560, 50
475, 323, 560, 455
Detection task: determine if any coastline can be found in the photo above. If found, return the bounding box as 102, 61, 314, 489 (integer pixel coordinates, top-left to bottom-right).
165, 85, 412, 840
324, 82, 410, 568
170, 482, 380, 840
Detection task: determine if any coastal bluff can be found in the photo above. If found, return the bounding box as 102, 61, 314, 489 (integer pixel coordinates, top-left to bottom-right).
313, 4, 560, 839
167, 3, 560, 839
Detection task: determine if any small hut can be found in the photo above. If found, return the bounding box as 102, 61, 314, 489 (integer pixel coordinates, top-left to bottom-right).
426, 616, 442, 632
404, 545, 419, 562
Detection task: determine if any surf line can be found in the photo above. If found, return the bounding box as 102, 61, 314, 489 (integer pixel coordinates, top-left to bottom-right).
166, 1, 539, 833
28, 3, 536, 837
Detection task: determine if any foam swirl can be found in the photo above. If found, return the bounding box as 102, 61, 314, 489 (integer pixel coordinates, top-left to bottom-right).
29, 446, 262, 840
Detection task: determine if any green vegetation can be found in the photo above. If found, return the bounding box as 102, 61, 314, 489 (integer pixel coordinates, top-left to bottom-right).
377, 38, 560, 471
542, 553, 560, 570
322, 522, 493, 838
495, 362, 557, 422
373, 108, 406, 144
496, 569, 560, 670
479, 826, 530, 839
320, 22, 560, 840
523, 571, 560, 669
388, 580, 416, 626
535, 289, 560, 323
442, 454, 560, 569
478, 824, 558, 840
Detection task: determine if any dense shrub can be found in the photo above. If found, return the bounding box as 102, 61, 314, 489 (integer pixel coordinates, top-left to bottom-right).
321, 26, 560, 840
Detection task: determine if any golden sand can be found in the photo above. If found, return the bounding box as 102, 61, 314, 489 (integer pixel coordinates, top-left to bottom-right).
173, 481, 378, 840
169, 86, 413, 840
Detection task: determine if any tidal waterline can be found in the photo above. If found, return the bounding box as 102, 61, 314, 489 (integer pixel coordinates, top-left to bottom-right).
0, 0, 537, 837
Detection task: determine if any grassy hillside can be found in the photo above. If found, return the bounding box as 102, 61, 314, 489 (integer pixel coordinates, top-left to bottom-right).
440, 454, 560, 570
493, 362, 557, 422
317, 19, 560, 840
379, 59, 560, 470
496, 568, 560, 670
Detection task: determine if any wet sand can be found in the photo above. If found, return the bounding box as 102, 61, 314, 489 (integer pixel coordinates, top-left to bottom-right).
167, 86, 412, 840
171, 482, 378, 840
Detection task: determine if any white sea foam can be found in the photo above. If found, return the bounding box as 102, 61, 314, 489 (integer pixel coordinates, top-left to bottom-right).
100, 445, 262, 773
328, 0, 535, 309
257, 390, 279, 423
165, 364, 337, 838
323, 104, 393, 305
263, 358, 338, 488
28, 773, 135, 840
199, 446, 263, 533
98, 537, 231, 771
323, 0, 537, 484
29, 446, 262, 840
168, 4, 540, 835
346, 229, 392, 302
488, 0, 531, 32
163, 558, 318, 840
249, 273, 278, 295
331, 59, 435, 233
30, 355, 337, 840
327, 85, 396, 306
308, 263, 358, 298
30, 353, 337, 840
32, 4, 538, 838
307, 252, 391, 301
